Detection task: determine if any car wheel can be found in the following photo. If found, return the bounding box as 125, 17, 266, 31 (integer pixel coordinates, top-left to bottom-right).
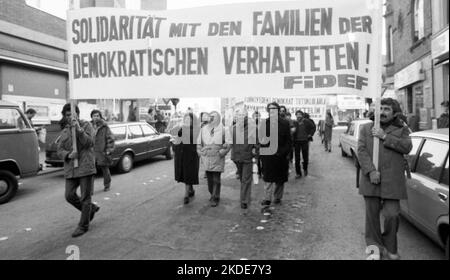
0, 170, 19, 205
341, 147, 347, 157
165, 145, 173, 160
118, 153, 133, 173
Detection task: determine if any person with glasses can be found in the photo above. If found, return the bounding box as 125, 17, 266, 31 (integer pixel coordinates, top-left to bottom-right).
197, 111, 231, 207
57, 103, 99, 238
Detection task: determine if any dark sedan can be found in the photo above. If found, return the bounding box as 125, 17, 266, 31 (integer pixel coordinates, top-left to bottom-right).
46, 122, 173, 173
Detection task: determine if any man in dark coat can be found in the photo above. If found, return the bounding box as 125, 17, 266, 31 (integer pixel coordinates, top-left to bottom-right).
357, 98, 412, 260
260, 102, 292, 207
57, 104, 99, 238
231, 108, 258, 209
91, 110, 115, 192
292, 110, 315, 178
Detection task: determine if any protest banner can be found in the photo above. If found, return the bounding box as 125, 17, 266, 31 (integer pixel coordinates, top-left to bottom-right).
67, 0, 383, 100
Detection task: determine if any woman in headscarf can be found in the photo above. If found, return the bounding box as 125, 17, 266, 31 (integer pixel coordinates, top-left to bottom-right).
173, 112, 201, 204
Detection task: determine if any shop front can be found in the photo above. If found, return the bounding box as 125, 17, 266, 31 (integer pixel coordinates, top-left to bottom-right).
394, 59, 433, 131
432, 27, 449, 125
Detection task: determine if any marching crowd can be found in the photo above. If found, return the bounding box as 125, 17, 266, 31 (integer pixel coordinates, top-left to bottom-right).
53, 98, 448, 260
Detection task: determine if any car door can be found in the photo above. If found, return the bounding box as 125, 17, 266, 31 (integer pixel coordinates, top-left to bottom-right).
406, 138, 449, 237
401, 137, 424, 216
127, 125, 146, 161
109, 125, 127, 163
141, 123, 166, 157
342, 122, 356, 155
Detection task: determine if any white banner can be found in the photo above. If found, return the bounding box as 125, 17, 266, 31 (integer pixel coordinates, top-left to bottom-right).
67, 0, 383, 99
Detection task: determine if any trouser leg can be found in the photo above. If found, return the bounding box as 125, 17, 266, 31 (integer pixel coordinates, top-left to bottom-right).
206, 172, 214, 196
264, 182, 274, 202
78, 176, 94, 230
364, 196, 384, 251
240, 163, 253, 204
102, 166, 111, 188
212, 172, 221, 201
382, 199, 401, 254
274, 182, 285, 201
65, 178, 82, 211
301, 141, 309, 171
294, 142, 301, 175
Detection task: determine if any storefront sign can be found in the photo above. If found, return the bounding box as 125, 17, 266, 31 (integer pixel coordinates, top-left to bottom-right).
67, 0, 383, 99
394, 61, 424, 89
432, 28, 449, 60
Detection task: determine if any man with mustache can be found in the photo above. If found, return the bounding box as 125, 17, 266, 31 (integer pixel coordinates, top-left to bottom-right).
357, 98, 412, 260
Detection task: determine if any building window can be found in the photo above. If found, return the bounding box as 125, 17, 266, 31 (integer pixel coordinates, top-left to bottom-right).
413, 0, 425, 42
387, 26, 394, 63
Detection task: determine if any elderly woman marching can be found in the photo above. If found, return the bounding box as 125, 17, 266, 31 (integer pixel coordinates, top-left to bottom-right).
172, 113, 201, 204
91, 110, 115, 192
197, 111, 231, 207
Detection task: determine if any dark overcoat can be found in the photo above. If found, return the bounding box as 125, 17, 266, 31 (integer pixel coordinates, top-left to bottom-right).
260, 117, 292, 183
174, 125, 200, 185
92, 120, 115, 167
357, 122, 412, 200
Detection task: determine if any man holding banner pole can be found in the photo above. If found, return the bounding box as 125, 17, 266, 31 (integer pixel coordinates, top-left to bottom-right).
57, 103, 99, 238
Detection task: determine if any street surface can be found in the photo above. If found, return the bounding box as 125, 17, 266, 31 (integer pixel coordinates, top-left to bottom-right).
0, 129, 445, 260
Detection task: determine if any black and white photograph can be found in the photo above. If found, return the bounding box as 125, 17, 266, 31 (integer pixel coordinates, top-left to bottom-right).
0, 0, 448, 264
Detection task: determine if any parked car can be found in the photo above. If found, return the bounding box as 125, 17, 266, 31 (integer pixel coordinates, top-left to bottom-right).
401, 129, 449, 258
46, 121, 173, 173
339, 119, 372, 161
0, 101, 40, 204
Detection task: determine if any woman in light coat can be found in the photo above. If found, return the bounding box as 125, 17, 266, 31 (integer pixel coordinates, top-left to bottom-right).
197, 111, 231, 207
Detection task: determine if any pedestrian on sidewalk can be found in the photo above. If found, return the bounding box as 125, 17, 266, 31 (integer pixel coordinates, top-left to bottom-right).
231, 108, 259, 209
173, 112, 200, 205
324, 110, 334, 152
57, 104, 99, 238
357, 98, 412, 260
260, 102, 292, 207
197, 111, 231, 207
292, 110, 315, 178
91, 110, 115, 192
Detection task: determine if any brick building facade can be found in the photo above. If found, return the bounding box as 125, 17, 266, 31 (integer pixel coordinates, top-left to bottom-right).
385, 0, 449, 131
0, 0, 68, 125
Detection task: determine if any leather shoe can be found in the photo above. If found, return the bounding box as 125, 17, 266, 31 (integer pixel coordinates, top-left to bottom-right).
241, 203, 248, 209
274, 199, 282, 205
183, 197, 190, 204
90, 205, 100, 222
71, 227, 87, 238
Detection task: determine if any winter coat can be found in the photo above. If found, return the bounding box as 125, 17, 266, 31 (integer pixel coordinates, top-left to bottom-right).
92, 120, 115, 167
57, 120, 96, 179
324, 115, 334, 142
357, 121, 412, 200
174, 125, 200, 185
230, 119, 258, 164
293, 118, 316, 142
260, 117, 292, 183
197, 123, 231, 173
